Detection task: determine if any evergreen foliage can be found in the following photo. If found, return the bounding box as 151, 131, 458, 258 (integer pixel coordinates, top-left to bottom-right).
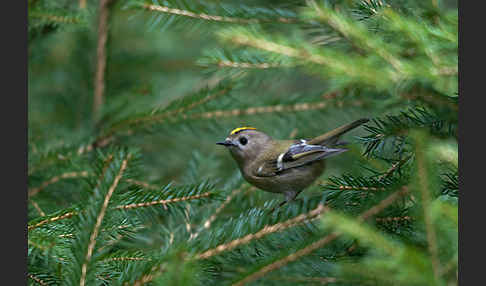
28, 0, 458, 285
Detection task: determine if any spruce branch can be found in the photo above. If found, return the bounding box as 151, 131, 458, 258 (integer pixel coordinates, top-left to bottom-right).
28, 171, 90, 197
79, 153, 130, 286
324, 174, 399, 193
29, 12, 84, 24
197, 204, 328, 260
124, 178, 160, 190
98, 85, 231, 141
191, 186, 244, 240
375, 216, 413, 223
232, 188, 409, 285
190, 99, 363, 120
307, 0, 403, 74
28, 273, 48, 286
30, 199, 46, 216
115, 191, 212, 210
129, 0, 298, 27
217, 27, 394, 88
359, 107, 456, 157
216, 61, 287, 69
93, 0, 116, 119
411, 131, 441, 282
142, 3, 294, 24
28, 210, 78, 231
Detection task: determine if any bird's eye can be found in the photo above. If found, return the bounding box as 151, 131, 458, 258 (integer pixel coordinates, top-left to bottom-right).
239, 137, 248, 145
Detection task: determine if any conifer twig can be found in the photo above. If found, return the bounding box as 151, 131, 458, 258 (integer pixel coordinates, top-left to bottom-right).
231, 188, 409, 286
28, 171, 90, 197
375, 216, 412, 222
268, 276, 337, 284
30, 200, 46, 216
80, 157, 128, 286
115, 191, 212, 210
131, 264, 166, 286
197, 204, 328, 259
28, 211, 77, 231
29, 12, 82, 24
191, 186, 244, 240
93, 0, 115, 118
104, 256, 147, 262
124, 178, 160, 190
217, 61, 288, 69
414, 134, 441, 281
28, 273, 48, 286
190, 100, 362, 120
338, 185, 385, 192
229, 35, 328, 66
143, 3, 294, 24
123, 88, 230, 128
378, 155, 412, 181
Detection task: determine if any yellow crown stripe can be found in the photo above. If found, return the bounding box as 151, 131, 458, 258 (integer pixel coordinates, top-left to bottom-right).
230, 127, 257, 135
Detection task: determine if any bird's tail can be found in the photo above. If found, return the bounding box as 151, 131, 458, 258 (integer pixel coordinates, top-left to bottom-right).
307, 118, 369, 146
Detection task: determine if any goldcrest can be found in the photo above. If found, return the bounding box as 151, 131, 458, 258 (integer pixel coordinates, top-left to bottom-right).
217, 119, 369, 208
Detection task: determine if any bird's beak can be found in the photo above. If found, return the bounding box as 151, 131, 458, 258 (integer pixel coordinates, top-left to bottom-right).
216, 139, 235, 147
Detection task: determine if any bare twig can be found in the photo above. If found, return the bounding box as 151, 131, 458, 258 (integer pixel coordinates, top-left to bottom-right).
93, 0, 115, 118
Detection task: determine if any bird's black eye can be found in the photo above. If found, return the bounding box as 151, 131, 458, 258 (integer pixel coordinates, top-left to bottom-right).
239, 137, 248, 145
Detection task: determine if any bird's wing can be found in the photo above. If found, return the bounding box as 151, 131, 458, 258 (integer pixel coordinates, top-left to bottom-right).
253, 141, 346, 177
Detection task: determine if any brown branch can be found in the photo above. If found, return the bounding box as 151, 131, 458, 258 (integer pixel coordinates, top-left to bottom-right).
28, 273, 48, 286
375, 216, 412, 223
125, 88, 230, 128
197, 204, 328, 260
93, 0, 115, 118
232, 232, 340, 286
338, 185, 385, 192
192, 101, 322, 120
30, 200, 46, 216
231, 188, 410, 286
28, 171, 90, 197
230, 35, 328, 66
378, 155, 412, 181
29, 12, 81, 24
217, 61, 289, 69
415, 136, 441, 281
131, 264, 166, 286
143, 4, 294, 24
191, 186, 244, 240
28, 211, 77, 231
104, 257, 147, 262
80, 157, 128, 286
268, 276, 338, 284
124, 178, 160, 190
116, 191, 212, 210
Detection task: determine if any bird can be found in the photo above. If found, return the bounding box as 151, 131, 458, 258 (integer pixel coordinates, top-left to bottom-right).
216, 118, 369, 209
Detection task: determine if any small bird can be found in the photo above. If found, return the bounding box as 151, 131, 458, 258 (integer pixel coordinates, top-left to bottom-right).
217, 118, 369, 209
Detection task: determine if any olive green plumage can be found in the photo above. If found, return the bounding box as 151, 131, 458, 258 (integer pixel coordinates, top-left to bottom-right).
217, 118, 369, 207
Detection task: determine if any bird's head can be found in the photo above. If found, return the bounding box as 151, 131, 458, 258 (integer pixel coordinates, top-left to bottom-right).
216, 127, 272, 165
